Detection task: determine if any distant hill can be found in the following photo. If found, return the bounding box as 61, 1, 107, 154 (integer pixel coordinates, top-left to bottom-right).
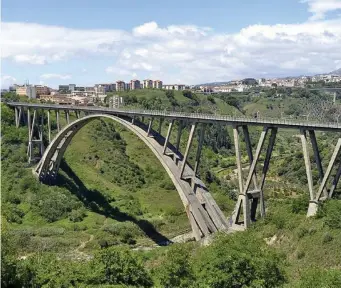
329, 68, 341, 75
195, 81, 231, 87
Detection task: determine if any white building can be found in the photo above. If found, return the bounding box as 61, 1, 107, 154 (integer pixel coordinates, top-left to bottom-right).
163, 84, 186, 91
143, 79, 153, 89
153, 80, 163, 89
16, 85, 37, 99
110, 95, 124, 108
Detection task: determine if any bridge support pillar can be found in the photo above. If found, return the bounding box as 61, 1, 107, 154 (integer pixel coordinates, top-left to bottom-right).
307, 201, 319, 217
329, 162, 341, 198
39, 111, 45, 155
259, 128, 277, 217
181, 123, 197, 179
309, 130, 328, 198
15, 107, 19, 128
314, 138, 341, 202
299, 131, 341, 216
242, 126, 261, 221
65, 110, 70, 124
175, 121, 183, 153
194, 123, 205, 176
147, 118, 153, 136
56, 110, 60, 132
47, 110, 51, 143
27, 109, 36, 163
300, 129, 315, 201
18, 107, 22, 127
232, 126, 277, 229
231, 125, 250, 228
163, 120, 174, 154
158, 118, 163, 135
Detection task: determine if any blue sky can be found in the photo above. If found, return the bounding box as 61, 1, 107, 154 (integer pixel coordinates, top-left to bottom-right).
2, 0, 341, 88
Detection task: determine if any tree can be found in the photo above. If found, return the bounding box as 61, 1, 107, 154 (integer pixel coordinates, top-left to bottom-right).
154, 244, 195, 288
165, 90, 175, 99
94, 247, 153, 287
207, 95, 215, 104
193, 233, 286, 288
1, 92, 20, 102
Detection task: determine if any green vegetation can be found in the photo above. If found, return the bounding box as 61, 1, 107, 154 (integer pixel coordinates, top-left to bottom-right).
1, 87, 341, 287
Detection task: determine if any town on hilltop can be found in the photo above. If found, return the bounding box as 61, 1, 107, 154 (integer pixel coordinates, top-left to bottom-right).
2, 73, 341, 106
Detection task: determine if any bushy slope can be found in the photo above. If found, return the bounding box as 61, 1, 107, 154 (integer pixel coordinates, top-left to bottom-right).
1, 104, 190, 257
2, 87, 341, 287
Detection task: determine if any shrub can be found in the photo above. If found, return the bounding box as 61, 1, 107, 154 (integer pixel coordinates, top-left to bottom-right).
296, 268, 341, 288
322, 232, 333, 244
94, 247, 153, 287
297, 250, 305, 259
2, 203, 25, 224
36, 227, 65, 237
297, 227, 308, 239
154, 244, 195, 288
291, 194, 309, 214
207, 95, 215, 104
318, 200, 341, 229
193, 233, 286, 288
69, 208, 87, 222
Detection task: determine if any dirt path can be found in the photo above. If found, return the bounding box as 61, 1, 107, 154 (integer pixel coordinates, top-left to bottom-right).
76, 234, 94, 253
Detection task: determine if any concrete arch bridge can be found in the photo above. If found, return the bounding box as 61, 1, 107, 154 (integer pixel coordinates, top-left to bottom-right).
8, 103, 341, 241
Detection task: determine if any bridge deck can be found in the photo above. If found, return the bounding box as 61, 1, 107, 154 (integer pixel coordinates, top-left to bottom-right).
7, 102, 341, 132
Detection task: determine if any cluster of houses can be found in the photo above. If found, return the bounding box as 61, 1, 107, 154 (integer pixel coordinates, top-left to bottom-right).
6, 79, 188, 106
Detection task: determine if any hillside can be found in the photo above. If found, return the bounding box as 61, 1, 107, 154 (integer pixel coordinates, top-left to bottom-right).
1, 88, 341, 287
330, 68, 341, 75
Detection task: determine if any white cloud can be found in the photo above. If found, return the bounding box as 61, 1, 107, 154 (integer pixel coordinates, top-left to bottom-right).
2, 16, 341, 84
1, 22, 129, 64
14, 54, 46, 65
40, 73, 71, 80
302, 0, 341, 20
1, 75, 17, 88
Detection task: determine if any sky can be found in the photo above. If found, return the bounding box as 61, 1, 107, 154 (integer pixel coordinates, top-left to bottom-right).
1, 0, 341, 88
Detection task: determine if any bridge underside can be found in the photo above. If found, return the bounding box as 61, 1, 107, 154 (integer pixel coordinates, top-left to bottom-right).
10, 104, 341, 240
32, 113, 229, 241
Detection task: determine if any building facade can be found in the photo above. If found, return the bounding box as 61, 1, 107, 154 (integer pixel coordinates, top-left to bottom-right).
16, 85, 37, 99
143, 79, 153, 89
153, 80, 163, 89
35, 85, 50, 96
116, 81, 125, 91
130, 79, 141, 90
163, 84, 186, 91
110, 95, 125, 108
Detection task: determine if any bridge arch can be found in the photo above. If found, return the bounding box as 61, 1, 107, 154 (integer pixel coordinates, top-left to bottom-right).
34, 113, 229, 240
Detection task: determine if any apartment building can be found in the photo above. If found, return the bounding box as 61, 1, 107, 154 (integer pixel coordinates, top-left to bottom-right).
16, 85, 37, 99
94, 84, 106, 95
110, 95, 125, 108
69, 84, 76, 92
130, 79, 141, 90
116, 81, 125, 91
163, 84, 186, 91
143, 79, 153, 89
35, 85, 50, 96
153, 80, 163, 89
95, 83, 115, 93
40, 94, 74, 105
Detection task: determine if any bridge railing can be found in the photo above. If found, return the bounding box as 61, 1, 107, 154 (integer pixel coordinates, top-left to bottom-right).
7, 102, 341, 129
114, 106, 341, 129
